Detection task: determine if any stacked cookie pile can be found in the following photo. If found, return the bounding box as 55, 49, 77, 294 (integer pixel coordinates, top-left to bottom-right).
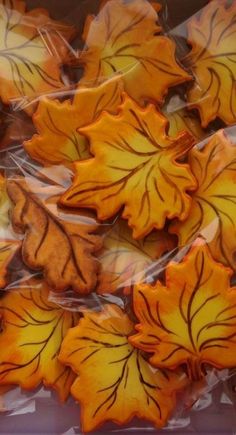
0, 0, 236, 432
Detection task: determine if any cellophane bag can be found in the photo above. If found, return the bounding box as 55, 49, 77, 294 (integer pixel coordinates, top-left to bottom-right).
0, 0, 236, 433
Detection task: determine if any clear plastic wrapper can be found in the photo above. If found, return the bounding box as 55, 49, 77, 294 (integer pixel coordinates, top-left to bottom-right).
0, 0, 236, 433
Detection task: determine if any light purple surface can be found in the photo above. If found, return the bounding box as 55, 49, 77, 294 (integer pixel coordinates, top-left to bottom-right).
0, 381, 235, 434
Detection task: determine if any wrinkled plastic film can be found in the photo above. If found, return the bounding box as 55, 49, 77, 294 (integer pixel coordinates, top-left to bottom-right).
0, 0, 236, 434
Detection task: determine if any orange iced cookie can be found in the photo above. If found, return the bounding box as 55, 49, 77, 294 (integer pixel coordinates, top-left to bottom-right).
184, 0, 236, 126
164, 105, 206, 141
98, 220, 176, 294
24, 78, 123, 169
61, 95, 196, 239
130, 239, 236, 381
59, 304, 187, 433
79, 0, 190, 104
170, 130, 236, 270
0, 0, 75, 112
0, 278, 79, 401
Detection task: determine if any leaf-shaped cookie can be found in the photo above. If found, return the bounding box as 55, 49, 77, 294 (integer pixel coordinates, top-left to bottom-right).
79, 0, 190, 104
184, 0, 236, 126
0, 278, 79, 401
0, 175, 11, 228
61, 95, 196, 239
170, 130, 236, 270
166, 109, 206, 141
59, 304, 187, 432
24, 78, 123, 169
0, 0, 75, 111
0, 240, 21, 288
130, 239, 236, 380
98, 220, 176, 294
7, 177, 102, 293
